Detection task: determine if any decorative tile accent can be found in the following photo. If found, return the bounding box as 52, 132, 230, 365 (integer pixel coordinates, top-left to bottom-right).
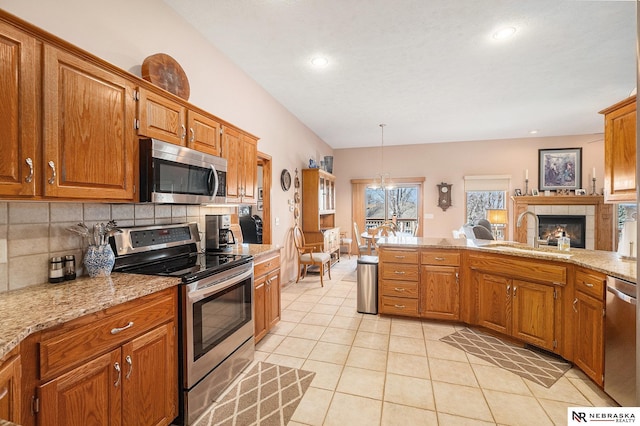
440, 328, 570, 388
196, 362, 314, 426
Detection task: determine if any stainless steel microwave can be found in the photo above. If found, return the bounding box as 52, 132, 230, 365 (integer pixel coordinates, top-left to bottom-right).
139, 139, 227, 204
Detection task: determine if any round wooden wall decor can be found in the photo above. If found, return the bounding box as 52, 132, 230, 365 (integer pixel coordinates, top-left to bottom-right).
141, 53, 190, 100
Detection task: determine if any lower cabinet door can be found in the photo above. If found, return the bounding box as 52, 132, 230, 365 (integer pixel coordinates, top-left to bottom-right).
267, 271, 281, 330
574, 291, 604, 385
254, 276, 268, 342
39, 349, 122, 426
420, 265, 459, 320
122, 323, 177, 426
511, 280, 555, 351
0, 355, 21, 423
476, 273, 511, 335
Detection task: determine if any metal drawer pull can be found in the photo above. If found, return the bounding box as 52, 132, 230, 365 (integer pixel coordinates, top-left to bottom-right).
0, 386, 8, 400
114, 362, 121, 387
25, 158, 34, 183
394, 255, 406, 259
47, 161, 56, 184
583, 282, 594, 288
513, 286, 517, 297
394, 304, 406, 309
394, 271, 405, 275
434, 257, 445, 261
573, 298, 578, 313
125, 355, 133, 379
506, 284, 511, 296
111, 321, 134, 334
181, 125, 186, 139
394, 287, 406, 292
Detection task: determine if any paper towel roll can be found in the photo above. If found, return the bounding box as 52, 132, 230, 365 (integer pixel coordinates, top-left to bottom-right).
617, 221, 637, 259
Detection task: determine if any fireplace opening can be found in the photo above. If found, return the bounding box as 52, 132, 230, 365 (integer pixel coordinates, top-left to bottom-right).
538, 215, 586, 249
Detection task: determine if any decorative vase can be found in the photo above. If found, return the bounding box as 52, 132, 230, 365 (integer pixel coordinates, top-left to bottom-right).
84, 244, 115, 277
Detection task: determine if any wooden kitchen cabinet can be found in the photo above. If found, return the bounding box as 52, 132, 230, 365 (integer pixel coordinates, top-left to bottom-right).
42, 45, 136, 201
254, 252, 281, 342
419, 250, 460, 321
600, 96, 636, 203
0, 20, 38, 198
302, 169, 340, 258
0, 354, 21, 423
36, 288, 177, 426
379, 248, 420, 317
572, 268, 605, 385
136, 87, 223, 156
222, 127, 258, 203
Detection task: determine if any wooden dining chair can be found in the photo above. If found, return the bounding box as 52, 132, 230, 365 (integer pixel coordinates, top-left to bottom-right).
293, 226, 332, 286
339, 231, 352, 259
353, 222, 370, 257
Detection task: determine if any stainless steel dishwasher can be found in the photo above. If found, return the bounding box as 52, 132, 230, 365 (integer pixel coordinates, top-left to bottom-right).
605, 276, 637, 407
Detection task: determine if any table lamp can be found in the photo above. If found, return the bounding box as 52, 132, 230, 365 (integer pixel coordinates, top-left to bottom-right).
486, 209, 508, 240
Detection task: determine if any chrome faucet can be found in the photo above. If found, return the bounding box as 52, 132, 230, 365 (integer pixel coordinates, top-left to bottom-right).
516, 211, 541, 248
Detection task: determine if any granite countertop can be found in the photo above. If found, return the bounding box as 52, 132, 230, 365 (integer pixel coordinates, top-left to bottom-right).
377, 237, 637, 283
226, 243, 282, 258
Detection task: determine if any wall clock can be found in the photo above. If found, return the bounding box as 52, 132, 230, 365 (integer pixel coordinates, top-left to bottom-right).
437, 182, 452, 211
281, 169, 292, 191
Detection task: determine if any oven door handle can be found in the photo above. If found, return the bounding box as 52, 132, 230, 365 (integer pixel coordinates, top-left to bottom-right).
188, 267, 253, 303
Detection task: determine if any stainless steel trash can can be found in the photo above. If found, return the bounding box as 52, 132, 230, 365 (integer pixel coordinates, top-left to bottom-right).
357, 255, 378, 314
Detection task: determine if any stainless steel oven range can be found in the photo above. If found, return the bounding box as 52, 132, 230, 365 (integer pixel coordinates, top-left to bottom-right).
111, 222, 254, 425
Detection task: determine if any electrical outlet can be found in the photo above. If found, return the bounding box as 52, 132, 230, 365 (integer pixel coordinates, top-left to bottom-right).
289, 205, 294, 211
275, 217, 280, 226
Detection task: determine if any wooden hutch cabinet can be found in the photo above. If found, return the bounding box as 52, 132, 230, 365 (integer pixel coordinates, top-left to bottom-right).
302, 169, 340, 259
600, 96, 636, 203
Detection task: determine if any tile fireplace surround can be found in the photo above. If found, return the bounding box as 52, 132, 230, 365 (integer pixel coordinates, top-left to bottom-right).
525, 205, 594, 249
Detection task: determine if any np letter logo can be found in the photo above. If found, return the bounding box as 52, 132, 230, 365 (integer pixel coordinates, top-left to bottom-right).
572, 411, 587, 422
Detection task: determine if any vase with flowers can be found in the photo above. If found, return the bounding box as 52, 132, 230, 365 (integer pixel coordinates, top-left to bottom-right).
68, 220, 118, 277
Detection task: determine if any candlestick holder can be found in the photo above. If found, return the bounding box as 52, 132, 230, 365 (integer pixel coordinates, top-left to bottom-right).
525, 179, 529, 196
591, 177, 597, 195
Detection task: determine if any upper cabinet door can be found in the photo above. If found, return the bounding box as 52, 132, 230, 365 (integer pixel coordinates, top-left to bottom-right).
601, 97, 636, 203
187, 110, 222, 156
0, 21, 38, 197
137, 87, 186, 146
42, 45, 136, 200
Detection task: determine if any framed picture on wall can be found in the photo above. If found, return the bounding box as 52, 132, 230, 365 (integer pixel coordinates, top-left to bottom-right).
538, 148, 582, 191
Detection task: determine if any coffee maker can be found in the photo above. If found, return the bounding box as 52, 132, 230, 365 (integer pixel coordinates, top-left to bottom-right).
205, 214, 236, 251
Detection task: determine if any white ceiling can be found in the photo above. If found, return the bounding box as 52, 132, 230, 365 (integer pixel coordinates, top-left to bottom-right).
163, 0, 636, 149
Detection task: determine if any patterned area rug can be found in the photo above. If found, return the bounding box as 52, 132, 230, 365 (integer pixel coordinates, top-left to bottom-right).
195, 362, 315, 426
440, 328, 571, 388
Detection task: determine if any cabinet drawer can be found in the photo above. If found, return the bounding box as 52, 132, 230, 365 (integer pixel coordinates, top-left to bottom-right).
39, 289, 176, 380
421, 250, 460, 266
379, 249, 419, 264
469, 254, 567, 285
575, 268, 606, 299
254, 252, 281, 277
381, 281, 419, 298
381, 263, 419, 281
380, 296, 419, 316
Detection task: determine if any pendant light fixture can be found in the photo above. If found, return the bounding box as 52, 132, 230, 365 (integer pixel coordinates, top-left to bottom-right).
370, 124, 393, 190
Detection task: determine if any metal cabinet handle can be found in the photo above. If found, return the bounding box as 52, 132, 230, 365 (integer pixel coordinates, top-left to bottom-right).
573, 298, 578, 313
114, 362, 121, 387
393, 287, 406, 292
190, 127, 195, 142
394, 271, 405, 275
583, 282, 594, 288
455, 272, 459, 285
513, 286, 517, 297
0, 386, 8, 400
125, 355, 133, 379
25, 158, 34, 183
394, 304, 406, 309
434, 257, 445, 261
181, 125, 186, 139
394, 255, 406, 259
506, 284, 511, 296
47, 161, 56, 184
111, 321, 134, 335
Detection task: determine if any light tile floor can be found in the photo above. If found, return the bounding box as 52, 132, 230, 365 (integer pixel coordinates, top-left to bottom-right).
256, 257, 618, 426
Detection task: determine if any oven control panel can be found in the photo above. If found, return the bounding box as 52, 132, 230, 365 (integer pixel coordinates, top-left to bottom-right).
131, 226, 193, 248
112, 222, 200, 256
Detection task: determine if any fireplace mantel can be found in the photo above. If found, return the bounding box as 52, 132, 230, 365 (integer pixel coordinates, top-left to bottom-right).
512, 195, 615, 251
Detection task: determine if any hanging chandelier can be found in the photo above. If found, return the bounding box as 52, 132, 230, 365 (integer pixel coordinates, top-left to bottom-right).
370, 124, 393, 190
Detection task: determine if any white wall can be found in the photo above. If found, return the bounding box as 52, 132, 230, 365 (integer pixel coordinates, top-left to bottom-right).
334, 134, 605, 240
0, 0, 334, 282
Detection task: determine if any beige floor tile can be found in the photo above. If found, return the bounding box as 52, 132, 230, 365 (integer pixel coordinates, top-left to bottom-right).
389, 335, 427, 356
264, 353, 305, 369
430, 358, 479, 387
335, 306, 361, 317
381, 401, 438, 425
253, 351, 269, 362
525, 377, 590, 405
353, 330, 390, 351
288, 323, 327, 340
296, 294, 323, 304
319, 296, 345, 306
255, 333, 285, 352
437, 412, 497, 426
301, 312, 335, 326
323, 392, 382, 426
341, 298, 357, 308
432, 381, 494, 421
422, 321, 458, 340
566, 377, 618, 407
336, 366, 386, 399
286, 300, 317, 312
290, 386, 333, 425
426, 339, 469, 362
268, 320, 297, 336
383, 373, 435, 410
483, 389, 553, 426
272, 336, 317, 358
359, 317, 392, 334
390, 318, 425, 338
310, 303, 340, 315
563, 367, 589, 381
387, 352, 430, 379
346, 346, 387, 371
280, 291, 299, 301
326, 288, 351, 298
302, 359, 344, 390
329, 315, 362, 330
538, 398, 576, 426
319, 327, 357, 345
472, 364, 532, 396
308, 341, 351, 364
281, 309, 307, 323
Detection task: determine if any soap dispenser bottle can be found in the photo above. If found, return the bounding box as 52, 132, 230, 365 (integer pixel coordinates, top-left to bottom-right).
558, 231, 570, 252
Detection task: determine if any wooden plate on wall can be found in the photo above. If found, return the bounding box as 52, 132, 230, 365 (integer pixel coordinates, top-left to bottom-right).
141, 53, 190, 100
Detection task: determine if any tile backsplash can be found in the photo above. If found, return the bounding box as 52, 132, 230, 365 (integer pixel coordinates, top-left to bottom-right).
0, 202, 235, 292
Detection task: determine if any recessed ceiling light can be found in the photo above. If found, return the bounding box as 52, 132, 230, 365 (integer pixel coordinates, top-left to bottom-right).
492, 26, 517, 40
310, 56, 329, 68
529, 130, 538, 135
